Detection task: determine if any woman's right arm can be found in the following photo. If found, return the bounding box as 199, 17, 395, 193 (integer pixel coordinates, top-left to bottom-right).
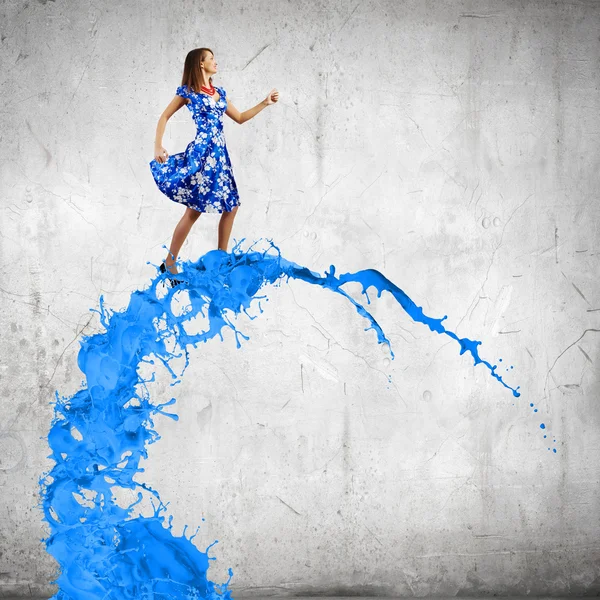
154, 96, 187, 163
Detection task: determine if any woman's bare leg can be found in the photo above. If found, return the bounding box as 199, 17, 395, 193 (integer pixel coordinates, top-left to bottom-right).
217, 206, 239, 251
165, 207, 202, 273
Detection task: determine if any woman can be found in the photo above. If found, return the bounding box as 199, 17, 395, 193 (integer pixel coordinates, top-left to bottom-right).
149, 47, 279, 285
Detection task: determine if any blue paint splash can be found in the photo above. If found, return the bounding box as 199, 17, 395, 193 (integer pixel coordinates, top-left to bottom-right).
39, 239, 519, 599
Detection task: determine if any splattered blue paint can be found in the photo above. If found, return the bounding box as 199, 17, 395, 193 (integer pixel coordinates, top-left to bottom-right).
39, 240, 519, 599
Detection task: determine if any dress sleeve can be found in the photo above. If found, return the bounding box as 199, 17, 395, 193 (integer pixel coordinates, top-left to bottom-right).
175, 85, 189, 99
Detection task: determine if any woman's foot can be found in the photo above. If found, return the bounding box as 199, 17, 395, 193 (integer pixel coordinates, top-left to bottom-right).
162, 259, 178, 275
160, 262, 182, 288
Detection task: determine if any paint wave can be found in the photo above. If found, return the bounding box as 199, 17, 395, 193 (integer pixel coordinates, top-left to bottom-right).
39, 239, 519, 599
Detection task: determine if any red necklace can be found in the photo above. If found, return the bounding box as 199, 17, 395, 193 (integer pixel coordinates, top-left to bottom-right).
200, 82, 215, 96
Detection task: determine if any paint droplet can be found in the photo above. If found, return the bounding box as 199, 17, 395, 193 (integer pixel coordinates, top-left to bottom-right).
553, 448, 557, 453
534, 409, 538, 412
530, 403, 534, 407
540, 423, 546, 429
423, 390, 432, 402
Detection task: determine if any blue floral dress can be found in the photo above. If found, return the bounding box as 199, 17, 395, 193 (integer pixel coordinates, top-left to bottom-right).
149, 84, 241, 213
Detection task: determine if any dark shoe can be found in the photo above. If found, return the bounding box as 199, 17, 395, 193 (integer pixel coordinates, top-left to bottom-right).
160, 262, 182, 288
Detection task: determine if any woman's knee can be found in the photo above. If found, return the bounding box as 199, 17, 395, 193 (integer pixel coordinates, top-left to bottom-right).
220, 206, 238, 219
185, 208, 201, 223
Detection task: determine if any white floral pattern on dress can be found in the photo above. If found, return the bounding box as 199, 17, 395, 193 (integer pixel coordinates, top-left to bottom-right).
149, 85, 241, 213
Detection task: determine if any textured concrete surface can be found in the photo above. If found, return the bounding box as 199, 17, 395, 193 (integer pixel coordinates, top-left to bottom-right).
1, 0, 599, 597
0, 594, 588, 600
2, 598, 591, 600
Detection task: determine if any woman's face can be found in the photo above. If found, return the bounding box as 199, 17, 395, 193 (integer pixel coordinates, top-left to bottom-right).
202, 53, 217, 75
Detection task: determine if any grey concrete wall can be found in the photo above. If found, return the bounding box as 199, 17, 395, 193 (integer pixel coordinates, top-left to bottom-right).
1, 0, 599, 596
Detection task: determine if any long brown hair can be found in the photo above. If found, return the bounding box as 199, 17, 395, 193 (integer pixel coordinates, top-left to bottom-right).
181, 48, 214, 93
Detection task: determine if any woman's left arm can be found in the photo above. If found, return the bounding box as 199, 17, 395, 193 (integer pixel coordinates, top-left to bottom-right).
225, 88, 279, 124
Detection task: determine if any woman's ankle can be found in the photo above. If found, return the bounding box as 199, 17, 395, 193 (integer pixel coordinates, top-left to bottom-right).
165, 256, 178, 273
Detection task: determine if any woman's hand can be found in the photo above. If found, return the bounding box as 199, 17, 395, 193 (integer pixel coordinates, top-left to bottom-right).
154, 146, 169, 163
264, 88, 279, 105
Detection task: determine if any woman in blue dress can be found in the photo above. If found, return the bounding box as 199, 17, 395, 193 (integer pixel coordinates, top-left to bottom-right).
149, 47, 279, 283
